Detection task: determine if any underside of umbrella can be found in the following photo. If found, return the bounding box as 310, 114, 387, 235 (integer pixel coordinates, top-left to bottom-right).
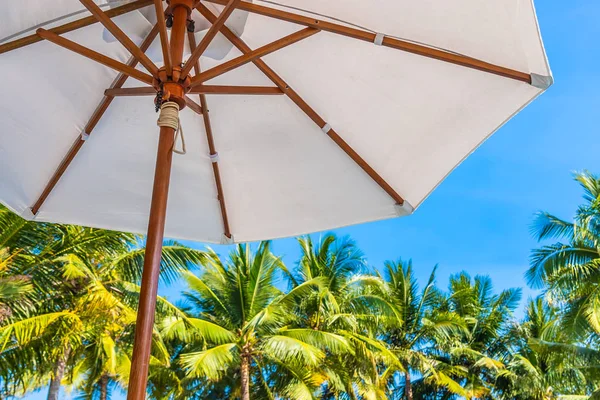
0, 0, 551, 245
0, 1, 551, 397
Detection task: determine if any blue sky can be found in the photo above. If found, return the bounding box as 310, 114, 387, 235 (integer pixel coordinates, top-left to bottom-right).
23, 0, 600, 399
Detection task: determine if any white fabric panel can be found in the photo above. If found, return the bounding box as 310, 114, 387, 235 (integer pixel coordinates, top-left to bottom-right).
0, 0, 551, 243
253, 27, 542, 206
40, 96, 225, 243
2, 0, 86, 39
1, 1, 153, 43
206, 94, 398, 243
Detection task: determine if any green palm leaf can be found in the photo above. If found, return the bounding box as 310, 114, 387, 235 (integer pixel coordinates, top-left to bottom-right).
0, 311, 79, 351
277, 328, 352, 355
111, 243, 206, 284
260, 335, 325, 366
181, 343, 238, 380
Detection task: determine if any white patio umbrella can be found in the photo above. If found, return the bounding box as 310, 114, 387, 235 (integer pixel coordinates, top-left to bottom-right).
0, 0, 551, 398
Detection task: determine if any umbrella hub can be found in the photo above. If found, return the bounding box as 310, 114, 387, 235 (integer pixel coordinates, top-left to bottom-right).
154, 78, 191, 110
153, 0, 197, 110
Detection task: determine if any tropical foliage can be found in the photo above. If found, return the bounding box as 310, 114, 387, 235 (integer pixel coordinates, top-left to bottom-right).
0, 171, 599, 399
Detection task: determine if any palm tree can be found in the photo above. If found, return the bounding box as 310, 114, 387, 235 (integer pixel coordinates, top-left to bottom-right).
55, 241, 205, 400
292, 235, 405, 399
528, 171, 600, 336
495, 297, 595, 399
427, 272, 521, 399
380, 260, 466, 400
174, 242, 345, 400
0, 205, 57, 251
0, 210, 132, 398
0, 248, 32, 324
0, 206, 206, 399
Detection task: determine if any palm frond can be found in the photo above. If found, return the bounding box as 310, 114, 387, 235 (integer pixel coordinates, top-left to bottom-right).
181, 343, 238, 380
531, 212, 576, 241
0, 312, 79, 351
527, 242, 598, 289
260, 335, 325, 367
277, 328, 352, 355
111, 243, 206, 285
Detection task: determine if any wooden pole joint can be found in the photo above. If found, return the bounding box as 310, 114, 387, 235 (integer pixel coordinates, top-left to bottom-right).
167, 0, 194, 15
161, 81, 188, 109
148, 0, 196, 108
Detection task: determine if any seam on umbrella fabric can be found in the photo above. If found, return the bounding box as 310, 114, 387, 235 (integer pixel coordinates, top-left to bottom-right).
529, 0, 553, 76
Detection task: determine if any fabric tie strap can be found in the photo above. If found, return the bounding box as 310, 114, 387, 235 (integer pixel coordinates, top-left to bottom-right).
157, 101, 186, 155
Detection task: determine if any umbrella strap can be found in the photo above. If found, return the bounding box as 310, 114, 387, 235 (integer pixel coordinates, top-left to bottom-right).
157, 101, 186, 155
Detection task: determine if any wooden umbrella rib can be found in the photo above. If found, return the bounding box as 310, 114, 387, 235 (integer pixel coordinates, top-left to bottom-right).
190, 27, 319, 87
205, 0, 532, 84
185, 96, 204, 114
31, 138, 85, 215
79, 0, 159, 76
190, 85, 283, 95
105, 85, 283, 96
286, 92, 405, 204
31, 26, 159, 216
188, 31, 232, 239
36, 28, 154, 85
196, 4, 405, 205
88, 25, 158, 133
0, 0, 153, 55
181, 0, 243, 79
153, 0, 172, 75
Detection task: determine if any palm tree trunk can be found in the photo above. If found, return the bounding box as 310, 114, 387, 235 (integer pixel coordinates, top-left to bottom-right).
240, 354, 251, 400
100, 375, 109, 400
404, 371, 413, 400
346, 381, 358, 400
47, 345, 71, 400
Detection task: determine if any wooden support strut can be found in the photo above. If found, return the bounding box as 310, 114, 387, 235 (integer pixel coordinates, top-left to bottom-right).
185, 96, 204, 114
196, 3, 405, 205
190, 85, 283, 95
188, 31, 232, 239
30, 26, 159, 216
104, 85, 284, 96
180, 0, 243, 79
79, 0, 159, 77
0, 0, 153, 55
190, 27, 319, 87
205, 0, 533, 84
154, 0, 173, 76
36, 28, 154, 85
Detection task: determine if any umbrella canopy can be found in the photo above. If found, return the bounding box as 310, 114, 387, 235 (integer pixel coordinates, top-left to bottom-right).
0, 0, 551, 245
0, 1, 551, 398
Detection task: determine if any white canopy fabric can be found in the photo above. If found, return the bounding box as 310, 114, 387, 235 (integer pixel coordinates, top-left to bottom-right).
0, 0, 551, 244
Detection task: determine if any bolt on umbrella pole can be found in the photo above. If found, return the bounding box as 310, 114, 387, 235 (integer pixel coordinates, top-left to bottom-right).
126, 0, 194, 398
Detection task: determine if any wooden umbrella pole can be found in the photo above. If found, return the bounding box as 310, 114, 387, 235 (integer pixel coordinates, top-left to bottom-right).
126, 1, 193, 398
126, 124, 175, 400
